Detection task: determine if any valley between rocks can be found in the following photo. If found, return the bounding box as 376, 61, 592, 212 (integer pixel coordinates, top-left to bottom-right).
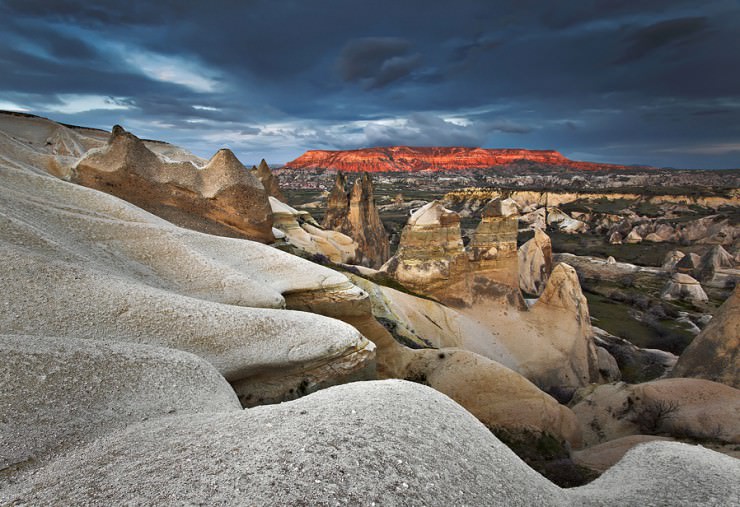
1, 111, 738, 505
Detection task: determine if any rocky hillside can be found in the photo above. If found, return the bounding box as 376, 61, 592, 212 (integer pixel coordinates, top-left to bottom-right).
283, 146, 647, 173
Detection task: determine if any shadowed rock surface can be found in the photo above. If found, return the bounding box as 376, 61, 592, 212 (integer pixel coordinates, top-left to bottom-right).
519, 228, 553, 295
322, 172, 389, 268
671, 286, 739, 388
73, 126, 274, 242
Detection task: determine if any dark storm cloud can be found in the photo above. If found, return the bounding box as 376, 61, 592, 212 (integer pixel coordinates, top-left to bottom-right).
614, 16, 710, 64
336, 37, 422, 89
0, 0, 738, 167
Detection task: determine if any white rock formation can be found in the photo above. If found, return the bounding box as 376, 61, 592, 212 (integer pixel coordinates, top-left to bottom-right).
661, 273, 709, 302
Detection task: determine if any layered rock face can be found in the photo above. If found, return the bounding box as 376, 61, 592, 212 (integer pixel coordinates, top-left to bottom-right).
73, 126, 274, 242
382, 199, 522, 307
671, 286, 739, 388
519, 228, 553, 295
284, 146, 643, 173
322, 172, 390, 268
254, 158, 285, 201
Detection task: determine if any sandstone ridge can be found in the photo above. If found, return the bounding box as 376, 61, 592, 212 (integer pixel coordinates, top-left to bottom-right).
284, 146, 649, 173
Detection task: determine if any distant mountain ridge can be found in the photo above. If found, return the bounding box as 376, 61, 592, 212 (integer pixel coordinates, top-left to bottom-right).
282, 146, 653, 173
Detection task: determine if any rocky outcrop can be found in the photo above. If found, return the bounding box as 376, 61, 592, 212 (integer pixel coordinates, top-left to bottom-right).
675, 252, 702, 273
1, 159, 375, 409
270, 197, 358, 264
3, 380, 736, 505
1, 334, 241, 470
254, 158, 285, 201
661, 273, 708, 302
572, 379, 740, 447
284, 146, 647, 173
322, 172, 389, 268
73, 126, 274, 242
697, 244, 738, 288
593, 327, 677, 383
380, 201, 469, 303
671, 286, 739, 388
662, 250, 685, 271
382, 199, 522, 307
518, 228, 553, 295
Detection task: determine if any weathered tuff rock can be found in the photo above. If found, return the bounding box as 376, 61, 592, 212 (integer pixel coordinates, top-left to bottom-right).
660, 273, 708, 302
662, 250, 686, 271
0, 334, 241, 471
1, 161, 375, 408
571, 435, 675, 473
322, 171, 389, 268
73, 126, 274, 242
270, 196, 358, 264
518, 228, 553, 296
593, 327, 677, 383
697, 244, 738, 288
382, 199, 522, 307
283, 146, 645, 173
572, 378, 740, 447
675, 252, 702, 273
671, 286, 739, 388
4, 380, 736, 506
254, 158, 285, 201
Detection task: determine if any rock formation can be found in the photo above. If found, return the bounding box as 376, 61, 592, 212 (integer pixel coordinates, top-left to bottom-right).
697, 244, 738, 288
518, 228, 553, 295
660, 273, 708, 302
254, 158, 285, 201
675, 252, 702, 273
73, 126, 274, 242
322, 171, 389, 268
381, 199, 522, 307
270, 197, 358, 264
572, 378, 740, 447
593, 327, 677, 383
283, 146, 649, 173
1, 157, 375, 408
671, 286, 739, 388
662, 250, 685, 271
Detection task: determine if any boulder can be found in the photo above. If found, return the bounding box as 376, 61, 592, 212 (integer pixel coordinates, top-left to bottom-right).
0, 381, 567, 506
662, 250, 685, 272
624, 228, 643, 244
572, 379, 740, 447
73, 126, 274, 242
0, 334, 240, 470
322, 171, 390, 268
671, 286, 739, 388
1, 163, 375, 408
570, 442, 740, 506
644, 232, 663, 242
571, 435, 675, 473
593, 327, 677, 383
518, 228, 553, 296
608, 231, 623, 245
606, 256, 616, 265
675, 252, 701, 273
661, 273, 708, 302
698, 245, 737, 286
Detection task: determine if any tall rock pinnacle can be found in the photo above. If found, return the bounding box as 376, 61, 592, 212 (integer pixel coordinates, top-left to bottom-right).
322, 172, 389, 268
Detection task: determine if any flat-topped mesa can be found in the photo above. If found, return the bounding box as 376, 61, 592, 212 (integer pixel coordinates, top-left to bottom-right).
73, 126, 274, 242
254, 158, 286, 201
283, 146, 644, 173
468, 198, 521, 297
322, 172, 390, 268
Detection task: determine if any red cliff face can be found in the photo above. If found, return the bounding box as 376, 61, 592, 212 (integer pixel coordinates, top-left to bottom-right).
282, 146, 640, 172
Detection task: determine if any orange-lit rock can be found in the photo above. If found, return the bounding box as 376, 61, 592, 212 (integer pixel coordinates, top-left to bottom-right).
283, 146, 641, 173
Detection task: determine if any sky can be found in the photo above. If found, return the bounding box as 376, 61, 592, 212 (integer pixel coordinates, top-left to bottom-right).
1, 0, 739, 169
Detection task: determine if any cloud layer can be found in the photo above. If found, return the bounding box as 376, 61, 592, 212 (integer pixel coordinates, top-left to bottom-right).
0, 0, 738, 168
